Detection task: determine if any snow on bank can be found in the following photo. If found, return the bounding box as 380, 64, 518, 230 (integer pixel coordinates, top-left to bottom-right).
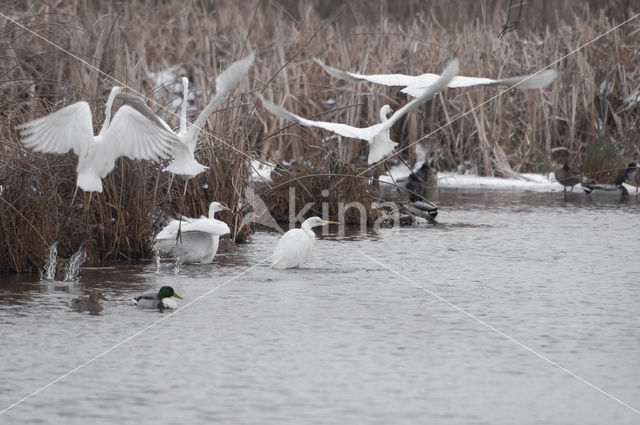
381, 163, 567, 192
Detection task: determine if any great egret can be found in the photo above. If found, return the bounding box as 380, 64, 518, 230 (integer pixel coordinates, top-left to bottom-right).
154, 201, 231, 264
554, 163, 583, 192
258, 59, 459, 165
119, 51, 256, 178
272, 216, 339, 269
314, 57, 556, 98
17, 86, 178, 193
71, 292, 108, 312
133, 286, 182, 310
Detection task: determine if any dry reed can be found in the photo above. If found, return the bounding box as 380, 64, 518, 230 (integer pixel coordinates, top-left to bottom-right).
1, 0, 638, 272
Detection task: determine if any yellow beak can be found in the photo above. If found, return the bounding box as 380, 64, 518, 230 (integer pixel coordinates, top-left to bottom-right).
323, 220, 340, 225
173, 293, 183, 299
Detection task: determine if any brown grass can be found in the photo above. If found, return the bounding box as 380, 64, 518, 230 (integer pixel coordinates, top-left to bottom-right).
1, 0, 638, 272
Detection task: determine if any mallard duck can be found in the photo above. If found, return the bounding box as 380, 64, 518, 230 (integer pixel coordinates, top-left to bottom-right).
415, 163, 438, 187
133, 286, 182, 310
401, 200, 438, 222
71, 292, 108, 312
554, 163, 582, 192
625, 162, 639, 192
615, 173, 629, 196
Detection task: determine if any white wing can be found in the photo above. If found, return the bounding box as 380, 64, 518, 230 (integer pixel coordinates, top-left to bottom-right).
17, 102, 94, 156
272, 229, 313, 268
315, 57, 556, 97
380, 59, 459, 132
102, 105, 178, 162
187, 51, 256, 147
181, 218, 230, 236
257, 93, 379, 142
155, 219, 186, 241
402, 69, 557, 97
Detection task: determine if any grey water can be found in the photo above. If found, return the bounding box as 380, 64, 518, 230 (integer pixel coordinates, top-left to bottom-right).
1, 188, 639, 424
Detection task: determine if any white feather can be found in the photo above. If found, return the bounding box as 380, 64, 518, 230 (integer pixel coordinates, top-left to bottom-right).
258, 59, 459, 165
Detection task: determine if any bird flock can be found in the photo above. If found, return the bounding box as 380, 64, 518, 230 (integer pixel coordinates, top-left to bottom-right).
22, 51, 621, 312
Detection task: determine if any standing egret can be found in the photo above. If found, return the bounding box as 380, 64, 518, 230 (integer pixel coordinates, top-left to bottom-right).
314, 57, 556, 98
257, 59, 459, 164
17, 86, 179, 193
133, 286, 182, 310
154, 201, 231, 264
272, 216, 339, 269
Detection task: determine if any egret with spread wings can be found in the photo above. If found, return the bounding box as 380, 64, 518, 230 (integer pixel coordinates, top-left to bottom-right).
257, 59, 459, 165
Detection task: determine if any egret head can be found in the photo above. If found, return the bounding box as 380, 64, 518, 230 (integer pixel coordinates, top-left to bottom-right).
109, 86, 124, 97
379, 105, 393, 122
181, 76, 189, 92
303, 216, 340, 229
157, 286, 182, 300
209, 201, 230, 218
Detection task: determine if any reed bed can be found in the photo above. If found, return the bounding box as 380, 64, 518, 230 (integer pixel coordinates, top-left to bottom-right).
1, 0, 638, 272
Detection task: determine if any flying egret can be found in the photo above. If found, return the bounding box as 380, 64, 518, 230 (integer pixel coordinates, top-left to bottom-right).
314, 57, 556, 98
17, 86, 178, 193
271, 216, 340, 269
257, 59, 459, 164
119, 51, 256, 178
154, 201, 231, 264
133, 286, 182, 310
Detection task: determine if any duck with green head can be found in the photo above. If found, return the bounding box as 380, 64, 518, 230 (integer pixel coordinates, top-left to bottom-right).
614, 173, 629, 196
133, 286, 182, 310
72, 292, 108, 312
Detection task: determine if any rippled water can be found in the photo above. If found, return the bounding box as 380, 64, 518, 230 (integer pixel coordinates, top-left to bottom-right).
1, 188, 639, 424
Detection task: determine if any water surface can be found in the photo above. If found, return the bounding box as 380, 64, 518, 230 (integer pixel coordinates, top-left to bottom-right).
1, 188, 639, 424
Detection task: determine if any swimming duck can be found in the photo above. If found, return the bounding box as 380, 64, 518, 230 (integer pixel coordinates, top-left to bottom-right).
625, 162, 639, 192
133, 286, 182, 310
554, 163, 582, 192
71, 292, 108, 312
615, 173, 629, 196
401, 200, 438, 222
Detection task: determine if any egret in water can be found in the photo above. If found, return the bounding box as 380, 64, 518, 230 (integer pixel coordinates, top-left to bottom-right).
133, 286, 182, 310
154, 201, 231, 264
272, 217, 339, 269
17, 86, 178, 193
258, 59, 459, 165
314, 57, 556, 98
71, 292, 108, 312
119, 51, 255, 178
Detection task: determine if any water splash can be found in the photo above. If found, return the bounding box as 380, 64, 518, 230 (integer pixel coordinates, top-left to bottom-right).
153, 250, 161, 273
64, 244, 87, 282
173, 255, 181, 275
41, 241, 59, 281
